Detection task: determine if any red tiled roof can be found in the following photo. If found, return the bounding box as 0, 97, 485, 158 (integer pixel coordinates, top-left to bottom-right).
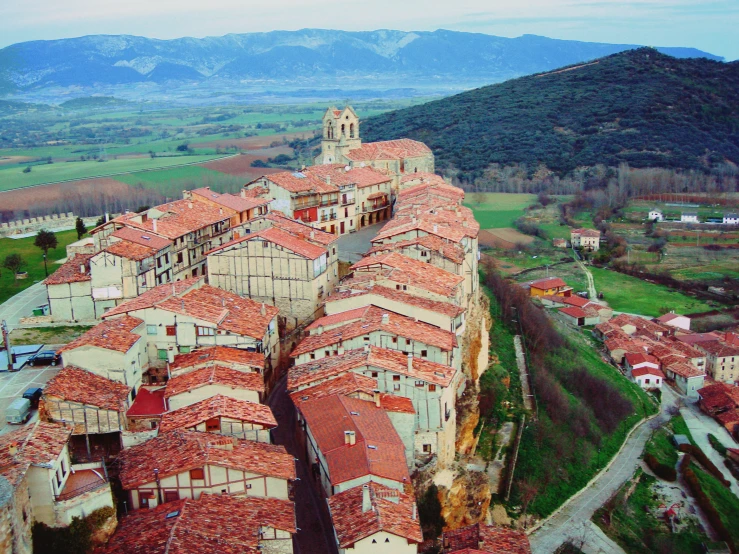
292, 306, 457, 357
159, 395, 277, 433
560, 306, 588, 319
367, 234, 465, 264
351, 252, 463, 298
305, 307, 368, 331
697, 340, 739, 358
306, 164, 391, 189
571, 228, 601, 238
263, 170, 338, 194
344, 138, 431, 162
105, 240, 157, 261
529, 277, 568, 290
561, 296, 590, 308
190, 187, 269, 213
266, 212, 337, 246
104, 281, 278, 340
44, 366, 131, 411
58, 315, 143, 354
101, 278, 200, 318
126, 387, 167, 417
632, 367, 665, 378
624, 352, 659, 366
165, 366, 265, 398
111, 226, 172, 250
326, 285, 465, 318
44, 253, 93, 285
698, 383, 739, 411
118, 430, 295, 488
288, 346, 456, 391
665, 361, 704, 379
110, 199, 230, 240
372, 208, 478, 244
328, 482, 423, 547
207, 226, 327, 259
0, 422, 72, 486
300, 395, 409, 485
169, 346, 265, 372
98, 493, 295, 554
444, 523, 532, 554
656, 313, 684, 324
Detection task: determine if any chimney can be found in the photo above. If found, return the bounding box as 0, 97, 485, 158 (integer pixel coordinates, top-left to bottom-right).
188, 202, 193, 209
8, 442, 18, 457
412, 503, 417, 520
80, 264, 86, 274
462, 220, 468, 228
316, 325, 323, 335
407, 353, 413, 371
349, 431, 356, 445
240, 189, 246, 198
105, 212, 109, 223
260, 303, 266, 316
153, 219, 158, 233
338, 345, 345, 355
433, 224, 438, 233
219, 208, 223, 216
326, 175, 331, 185
381, 313, 389, 325
368, 279, 375, 287
310, 231, 315, 240
362, 485, 371, 513
373, 390, 381, 408
344, 431, 352, 445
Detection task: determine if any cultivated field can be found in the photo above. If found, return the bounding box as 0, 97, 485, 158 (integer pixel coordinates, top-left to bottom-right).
478, 228, 535, 249
463, 192, 536, 229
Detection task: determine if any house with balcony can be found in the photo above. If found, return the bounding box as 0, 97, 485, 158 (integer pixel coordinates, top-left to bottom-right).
184, 186, 270, 227
327, 483, 423, 554
100, 278, 280, 384
207, 212, 339, 332
117, 430, 296, 509
288, 346, 460, 466
0, 422, 114, 528
99, 493, 296, 554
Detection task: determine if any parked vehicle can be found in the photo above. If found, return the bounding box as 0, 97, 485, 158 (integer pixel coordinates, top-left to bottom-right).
27, 350, 60, 367
22, 387, 43, 409
6, 398, 31, 424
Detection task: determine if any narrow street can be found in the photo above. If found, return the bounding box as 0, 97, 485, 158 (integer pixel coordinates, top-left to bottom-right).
0, 281, 48, 330
268, 376, 338, 554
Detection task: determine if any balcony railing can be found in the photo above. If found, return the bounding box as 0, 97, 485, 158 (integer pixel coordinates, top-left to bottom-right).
341, 198, 355, 206
360, 202, 389, 213
321, 214, 338, 222
320, 199, 339, 207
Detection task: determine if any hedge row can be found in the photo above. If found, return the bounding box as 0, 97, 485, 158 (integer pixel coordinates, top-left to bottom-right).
725, 459, 739, 481
644, 452, 677, 481
678, 444, 731, 487
681, 456, 735, 552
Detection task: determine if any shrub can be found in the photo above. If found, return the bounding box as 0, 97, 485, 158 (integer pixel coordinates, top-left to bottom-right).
681, 460, 734, 551
725, 459, 739, 481
644, 452, 676, 481
250, 159, 268, 168
678, 444, 730, 486
418, 484, 445, 540
708, 434, 727, 456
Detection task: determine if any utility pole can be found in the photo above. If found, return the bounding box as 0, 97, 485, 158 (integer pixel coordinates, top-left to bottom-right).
43, 253, 48, 277
2, 320, 12, 371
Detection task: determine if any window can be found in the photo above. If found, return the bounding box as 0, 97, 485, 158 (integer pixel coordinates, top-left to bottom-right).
164, 491, 180, 503
190, 468, 205, 480
158, 349, 168, 360
421, 251, 428, 257
393, 375, 400, 381
333, 248, 336, 255
166, 325, 176, 336
394, 384, 400, 391
421, 350, 428, 358
325, 350, 330, 357
150, 421, 158, 430
197, 326, 215, 336
147, 325, 157, 336
423, 444, 431, 453
415, 380, 424, 387
206, 418, 220, 432
179, 346, 191, 354
645, 378, 650, 384
192, 267, 198, 277
371, 372, 378, 378
262, 241, 268, 248
310, 353, 316, 360
177, 252, 183, 264
392, 337, 397, 344
428, 384, 437, 392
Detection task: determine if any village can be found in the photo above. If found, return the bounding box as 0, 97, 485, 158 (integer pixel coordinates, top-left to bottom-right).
0, 106, 737, 554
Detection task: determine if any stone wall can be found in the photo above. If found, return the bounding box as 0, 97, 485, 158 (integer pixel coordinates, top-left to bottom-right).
0, 214, 110, 238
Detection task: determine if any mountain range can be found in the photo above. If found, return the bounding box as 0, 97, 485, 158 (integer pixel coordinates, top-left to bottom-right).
363, 49, 739, 177
0, 29, 722, 97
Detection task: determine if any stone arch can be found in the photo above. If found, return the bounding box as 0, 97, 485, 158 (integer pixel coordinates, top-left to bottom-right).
341, 124, 345, 136
350, 123, 355, 138
326, 122, 334, 139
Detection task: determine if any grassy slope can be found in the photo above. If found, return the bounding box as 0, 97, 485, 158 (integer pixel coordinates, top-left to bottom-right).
692, 465, 739, 546
0, 230, 78, 305
463, 193, 536, 229
0, 155, 221, 191
589, 267, 712, 316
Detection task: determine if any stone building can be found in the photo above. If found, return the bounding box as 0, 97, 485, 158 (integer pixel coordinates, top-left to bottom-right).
570, 228, 601, 251
44, 254, 96, 322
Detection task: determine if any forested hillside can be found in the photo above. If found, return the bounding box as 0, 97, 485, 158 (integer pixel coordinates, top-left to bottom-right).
363, 49, 739, 182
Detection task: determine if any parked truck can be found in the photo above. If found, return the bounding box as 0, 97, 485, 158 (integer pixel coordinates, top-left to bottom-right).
6, 398, 31, 424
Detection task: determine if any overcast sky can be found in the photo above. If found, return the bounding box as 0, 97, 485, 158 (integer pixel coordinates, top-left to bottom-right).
1, 0, 737, 60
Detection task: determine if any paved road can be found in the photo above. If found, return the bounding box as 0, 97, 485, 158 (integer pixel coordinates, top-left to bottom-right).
268, 376, 338, 554
530, 396, 671, 553
335, 222, 384, 263
0, 366, 59, 434
0, 281, 48, 330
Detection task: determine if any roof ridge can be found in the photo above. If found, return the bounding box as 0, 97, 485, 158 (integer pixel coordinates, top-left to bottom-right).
163, 500, 188, 554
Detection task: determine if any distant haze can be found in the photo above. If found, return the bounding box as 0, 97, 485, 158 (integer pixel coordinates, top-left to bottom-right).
1, 0, 738, 61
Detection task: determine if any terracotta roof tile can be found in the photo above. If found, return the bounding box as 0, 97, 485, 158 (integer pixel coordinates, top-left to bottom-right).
208, 226, 327, 259
326, 285, 465, 318
101, 278, 200, 318
110, 199, 230, 240
267, 212, 337, 245
44, 366, 131, 411
528, 277, 568, 290
169, 346, 265, 372
190, 187, 270, 213
300, 395, 409, 485
118, 430, 295, 488
111, 226, 172, 250
665, 361, 704, 378
44, 253, 93, 285
305, 164, 391, 189
368, 234, 465, 264
351, 252, 463, 298
632, 366, 666, 378
344, 138, 431, 162
288, 346, 456, 391
560, 306, 588, 319
98, 493, 295, 554
443, 523, 531, 554
105, 240, 157, 261
0, 422, 72, 486
372, 208, 478, 244
165, 366, 265, 398
328, 482, 423, 547
159, 395, 277, 433
292, 306, 456, 357
305, 306, 368, 331
58, 315, 143, 354
263, 170, 338, 194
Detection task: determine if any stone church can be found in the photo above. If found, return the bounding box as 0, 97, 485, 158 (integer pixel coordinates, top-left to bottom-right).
315, 106, 435, 191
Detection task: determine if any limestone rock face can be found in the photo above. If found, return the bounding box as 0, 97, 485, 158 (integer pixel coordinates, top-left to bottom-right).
91, 514, 118, 545
439, 470, 491, 530
455, 388, 480, 455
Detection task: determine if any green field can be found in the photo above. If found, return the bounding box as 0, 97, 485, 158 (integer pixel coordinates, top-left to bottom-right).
0, 155, 221, 191
115, 165, 226, 187
464, 193, 536, 229
589, 267, 712, 316
539, 222, 572, 240
0, 230, 78, 305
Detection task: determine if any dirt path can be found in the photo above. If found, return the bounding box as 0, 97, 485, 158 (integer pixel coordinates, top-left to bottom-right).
513, 336, 534, 412
573, 248, 597, 298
